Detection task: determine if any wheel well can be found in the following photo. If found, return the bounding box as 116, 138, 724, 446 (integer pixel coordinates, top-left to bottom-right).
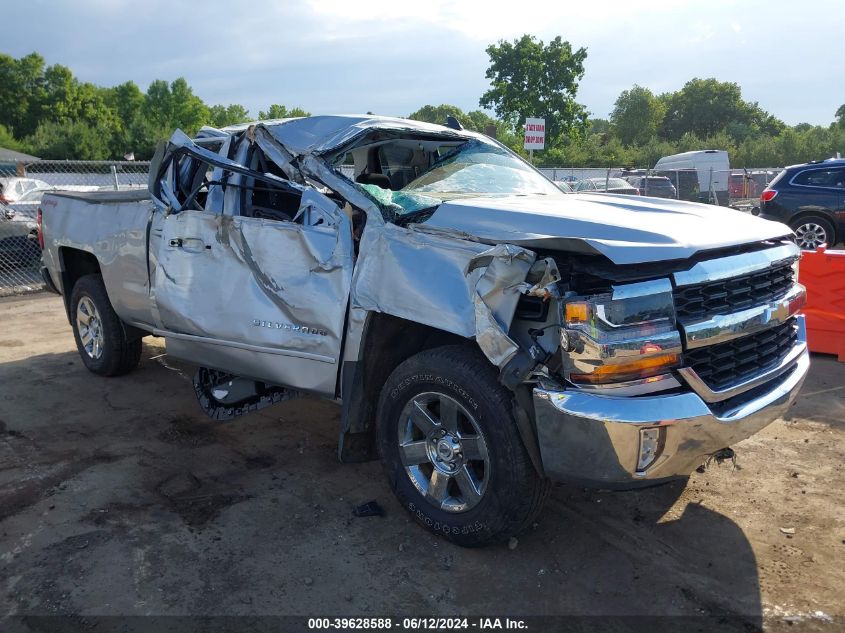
58, 248, 101, 322
337, 312, 472, 462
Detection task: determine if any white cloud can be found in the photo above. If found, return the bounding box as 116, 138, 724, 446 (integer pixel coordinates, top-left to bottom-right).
2, 0, 843, 125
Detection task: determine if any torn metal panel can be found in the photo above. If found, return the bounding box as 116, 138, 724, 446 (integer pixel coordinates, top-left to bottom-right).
518, 257, 563, 299
205, 135, 232, 213
350, 222, 489, 338
293, 189, 344, 227
223, 136, 250, 215
299, 154, 385, 225
152, 129, 309, 214
252, 126, 302, 183
350, 224, 540, 372
468, 244, 536, 368
224, 115, 479, 156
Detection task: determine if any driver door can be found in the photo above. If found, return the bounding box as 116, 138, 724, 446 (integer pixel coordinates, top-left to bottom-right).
148, 132, 354, 396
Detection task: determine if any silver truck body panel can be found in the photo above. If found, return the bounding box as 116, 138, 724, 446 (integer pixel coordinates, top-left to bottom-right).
350, 224, 538, 369
351, 221, 487, 338
40, 191, 156, 327
220, 115, 478, 157
151, 198, 354, 395
424, 193, 792, 265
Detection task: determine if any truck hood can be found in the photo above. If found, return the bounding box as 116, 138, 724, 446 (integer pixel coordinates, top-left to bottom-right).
422, 193, 793, 265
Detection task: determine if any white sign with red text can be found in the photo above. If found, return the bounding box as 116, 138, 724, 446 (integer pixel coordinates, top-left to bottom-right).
523, 117, 545, 150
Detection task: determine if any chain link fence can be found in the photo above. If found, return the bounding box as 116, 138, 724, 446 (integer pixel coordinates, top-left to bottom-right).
0, 160, 149, 297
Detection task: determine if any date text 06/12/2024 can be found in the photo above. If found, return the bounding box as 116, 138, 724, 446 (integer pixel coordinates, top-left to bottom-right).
307, 617, 528, 630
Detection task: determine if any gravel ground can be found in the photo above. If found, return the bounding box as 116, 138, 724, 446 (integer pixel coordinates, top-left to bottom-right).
0, 294, 843, 630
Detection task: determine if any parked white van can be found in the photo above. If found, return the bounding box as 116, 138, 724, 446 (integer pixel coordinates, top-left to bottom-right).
654, 150, 729, 205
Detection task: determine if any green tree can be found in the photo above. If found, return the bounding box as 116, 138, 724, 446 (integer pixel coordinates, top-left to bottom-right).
408, 104, 466, 127
408, 104, 498, 134
836, 104, 845, 128
208, 104, 251, 128
0, 124, 23, 152
103, 81, 145, 155
479, 35, 588, 148
141, 78, 209, 136
587, 118, 611, 135
25, 120, 112, 160
39, 64, 76, 123
659, 78, 781, 141
0, 52, 47, 137
105, 81, 144, 125
258, 104, 311, 119
610, 85, 666, 146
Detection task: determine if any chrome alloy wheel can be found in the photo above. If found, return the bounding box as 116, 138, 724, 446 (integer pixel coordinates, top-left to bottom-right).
397, 392, 490, 513
76, 296, 104, 359
794, 222, 829, 250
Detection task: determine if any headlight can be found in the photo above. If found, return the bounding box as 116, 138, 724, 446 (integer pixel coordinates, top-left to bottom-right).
562, 278, 683, 386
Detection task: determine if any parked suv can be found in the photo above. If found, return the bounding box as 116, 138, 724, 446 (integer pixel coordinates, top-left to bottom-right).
624, 176, 677, 199
759, 159, 845, 249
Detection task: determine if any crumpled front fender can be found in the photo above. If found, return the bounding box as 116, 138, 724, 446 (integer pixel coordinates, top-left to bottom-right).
350, 223, 552, 384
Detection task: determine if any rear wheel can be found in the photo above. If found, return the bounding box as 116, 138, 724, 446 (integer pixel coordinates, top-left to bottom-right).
376, 345, 549, 547
70, 274, 142, 376
791, 216, 835, 250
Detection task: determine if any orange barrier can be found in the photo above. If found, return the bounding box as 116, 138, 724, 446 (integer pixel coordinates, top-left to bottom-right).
798, 246, 845, 361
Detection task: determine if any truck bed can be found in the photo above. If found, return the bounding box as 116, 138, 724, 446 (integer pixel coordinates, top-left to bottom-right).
41, 189, 157, 328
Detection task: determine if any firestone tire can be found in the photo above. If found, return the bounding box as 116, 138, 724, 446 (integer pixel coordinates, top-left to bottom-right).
376, 345, 550, 547
69, 274, 142, 377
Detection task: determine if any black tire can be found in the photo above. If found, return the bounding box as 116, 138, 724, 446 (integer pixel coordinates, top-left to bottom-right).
790, 215, 836, 250
376, 345, 550, 547
69, 274, 142, 376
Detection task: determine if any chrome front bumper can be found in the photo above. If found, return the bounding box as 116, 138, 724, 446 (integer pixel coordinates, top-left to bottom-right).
532, 317, 809, 487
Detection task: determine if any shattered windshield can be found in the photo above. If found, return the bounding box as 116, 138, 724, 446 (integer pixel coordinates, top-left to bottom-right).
402, 140, 561, 199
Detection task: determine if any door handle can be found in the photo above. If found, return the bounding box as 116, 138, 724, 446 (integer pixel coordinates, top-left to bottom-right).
169, 237, 210, 252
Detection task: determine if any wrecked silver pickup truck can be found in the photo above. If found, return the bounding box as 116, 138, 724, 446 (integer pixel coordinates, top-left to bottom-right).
40, 115, 809, 546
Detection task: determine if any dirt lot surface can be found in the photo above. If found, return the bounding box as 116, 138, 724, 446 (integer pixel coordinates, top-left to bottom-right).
1, 294, 843, 629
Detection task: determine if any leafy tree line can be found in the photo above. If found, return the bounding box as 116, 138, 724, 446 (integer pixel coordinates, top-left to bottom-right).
0, 52, 309, 160
1, 46, 843, 168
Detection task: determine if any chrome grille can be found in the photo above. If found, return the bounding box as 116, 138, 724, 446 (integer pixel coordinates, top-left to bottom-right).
673, 261, 794, 320
683, 319, 799, 392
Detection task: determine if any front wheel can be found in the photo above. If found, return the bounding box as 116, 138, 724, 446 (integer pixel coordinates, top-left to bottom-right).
376, 345, 549, 547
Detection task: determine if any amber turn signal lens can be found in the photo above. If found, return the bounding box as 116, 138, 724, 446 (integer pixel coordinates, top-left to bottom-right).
565, 302, 589, 323
570, 353, 680, 385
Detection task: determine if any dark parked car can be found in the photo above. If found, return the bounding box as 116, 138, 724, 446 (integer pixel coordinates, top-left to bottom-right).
574, 177, 639, 195
624, 176, 677, 199
758, 159, 845, 249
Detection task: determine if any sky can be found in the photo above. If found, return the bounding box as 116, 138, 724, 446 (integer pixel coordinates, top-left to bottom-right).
5, 0, 844, 126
